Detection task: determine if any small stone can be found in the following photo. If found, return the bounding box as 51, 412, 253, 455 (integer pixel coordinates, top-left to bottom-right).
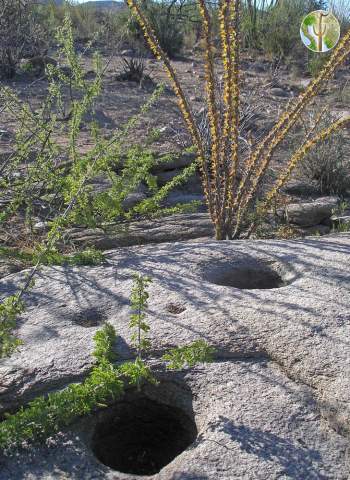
270, 87, 290, 98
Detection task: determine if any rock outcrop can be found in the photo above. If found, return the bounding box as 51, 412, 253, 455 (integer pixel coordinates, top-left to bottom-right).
66, 213, 214, 249
0, 235, 350, 479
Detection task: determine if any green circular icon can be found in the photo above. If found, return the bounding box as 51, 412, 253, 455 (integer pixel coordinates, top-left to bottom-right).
300, 10, 340, 53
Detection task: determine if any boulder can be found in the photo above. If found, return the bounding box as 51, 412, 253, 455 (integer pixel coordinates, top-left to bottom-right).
65, 213, 214, 249
283, 181, 320, 197
122, 191, 148, 210
162, 192, 205, 209
283, 197, 339, 227
152, 152, 196, 173
270, 87, 290, 98
300, 224, 331, 236
0, 236, 350, 478
0, 259, 24, 279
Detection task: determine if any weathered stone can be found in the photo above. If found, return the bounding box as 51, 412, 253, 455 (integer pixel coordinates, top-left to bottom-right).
65, 214, 214, 249
0, 260, 24, 279
283, 181, 320, 197
0, 129, 12, 140
122, 191, 148, 210
121, 49, 134, 57
270, 87, 290, 98
300, 224, 331, 236
283, 197, 339, 227
33, 221, 49, 233
162, 192, 205, 209
152, 152, 196, 173
1, 235, 350, 478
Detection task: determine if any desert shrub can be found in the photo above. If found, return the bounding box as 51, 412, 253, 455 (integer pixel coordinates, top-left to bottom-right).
146, 2, 184, 57
306, 51, 331, 76
127, 0, 350, 240
121, 0, 185, 57
298, 111, 350, 194
37, 1, 105, 43
0, 0, 47, 79
116, 56, 149, 85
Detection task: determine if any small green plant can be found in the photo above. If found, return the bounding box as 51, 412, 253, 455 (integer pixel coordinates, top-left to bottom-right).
122, 274, 154, 390
333, 220, 350, 232
0, 16, 195, 359
0, 294, 25, 358
0, 246, 106, 267
332, 200, 349, 217
129, 274, 152, 360
0, 323, 123, 450
331, 201, 350, 232
121, 274, 214, 391
163, 340, 215, 370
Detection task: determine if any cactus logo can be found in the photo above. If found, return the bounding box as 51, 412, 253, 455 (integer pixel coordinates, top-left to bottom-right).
300, 10, 340, 52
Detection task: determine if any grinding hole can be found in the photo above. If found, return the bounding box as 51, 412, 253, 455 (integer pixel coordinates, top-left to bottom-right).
203, 259, 294, 290
166, 302, 187, 315
91, 395, 197, 475
74, 307, 106, 327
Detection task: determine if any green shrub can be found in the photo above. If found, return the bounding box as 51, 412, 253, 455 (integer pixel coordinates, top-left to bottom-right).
298, 111, 350, 194
122, 1, 184, 58
0, 0, 47, 79
306, 51, 331, 77
0, 324, 123, 450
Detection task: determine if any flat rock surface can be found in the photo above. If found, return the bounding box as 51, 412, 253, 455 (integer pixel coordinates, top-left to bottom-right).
1, 361, 348, 480
1, 234, 350, 478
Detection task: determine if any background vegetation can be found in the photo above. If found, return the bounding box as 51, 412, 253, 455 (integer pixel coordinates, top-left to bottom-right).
2, 0, 349, 80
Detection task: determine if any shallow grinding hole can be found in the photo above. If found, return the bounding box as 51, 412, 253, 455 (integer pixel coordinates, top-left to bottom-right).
74, 307, 106, 327
91, 395, 197, 475
166, 302, 187, 315
203, 259, 294, 290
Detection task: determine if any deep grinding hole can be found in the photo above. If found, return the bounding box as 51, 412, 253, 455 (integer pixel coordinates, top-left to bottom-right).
91, 396, 197, 475
74, 307, 106, 327
204, 259, 291, 290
